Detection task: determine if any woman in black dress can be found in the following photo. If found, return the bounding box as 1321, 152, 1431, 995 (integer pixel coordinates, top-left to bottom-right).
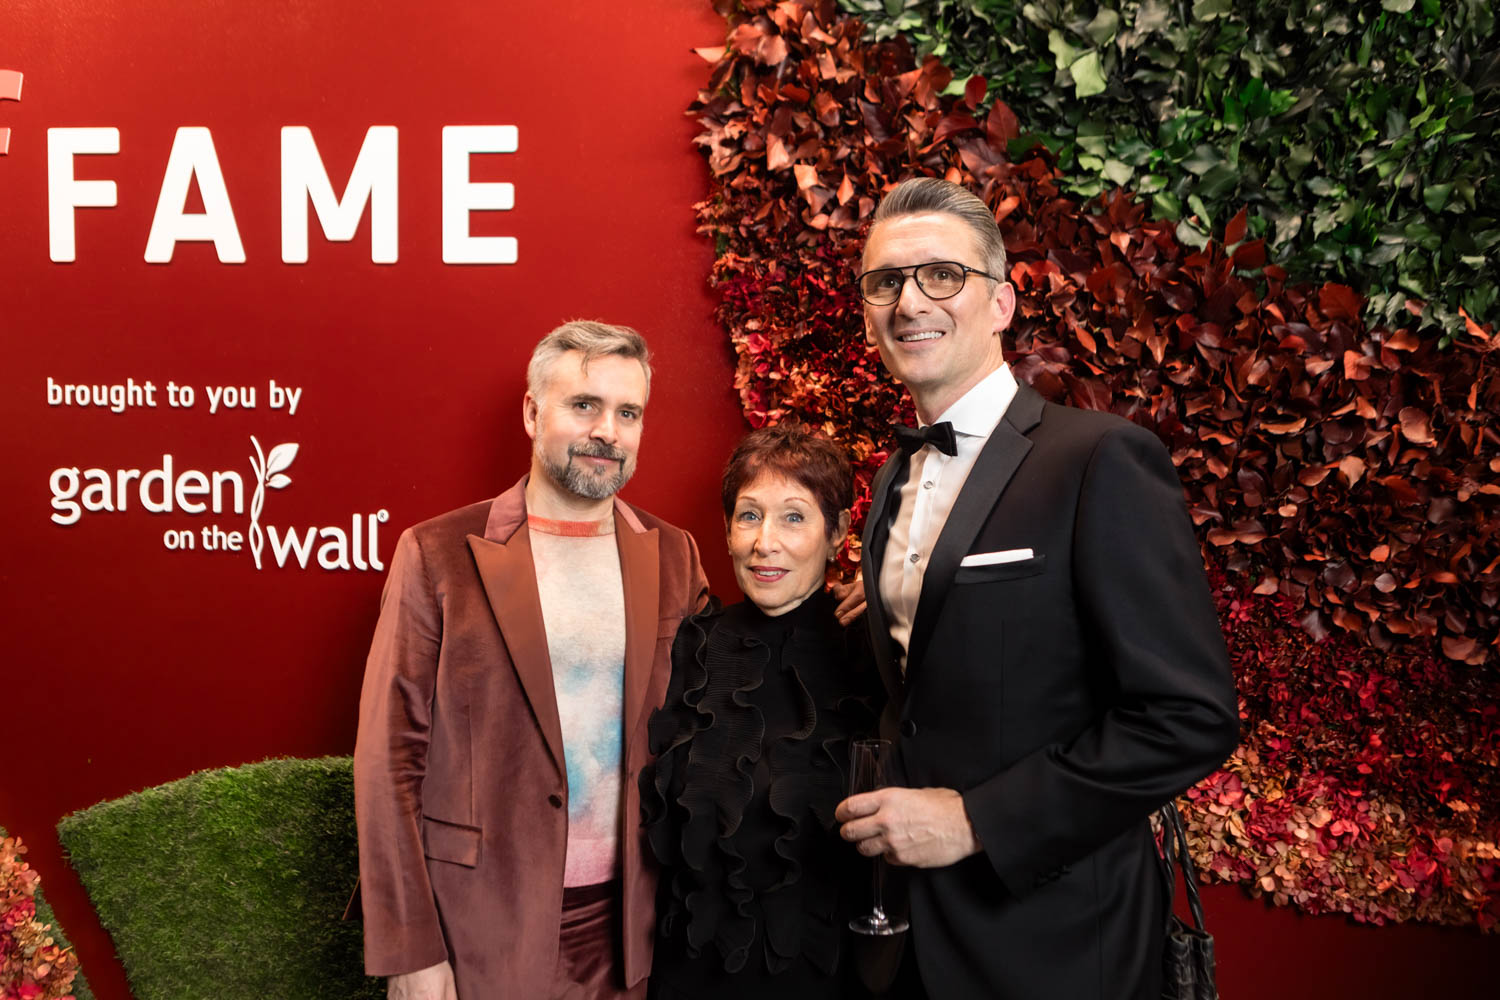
641, 426, 882, 1000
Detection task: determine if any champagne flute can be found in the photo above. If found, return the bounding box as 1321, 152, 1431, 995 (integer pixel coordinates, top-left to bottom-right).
848, 738, 909, 935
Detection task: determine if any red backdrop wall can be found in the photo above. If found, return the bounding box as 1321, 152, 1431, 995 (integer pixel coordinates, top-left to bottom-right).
0, 2, 1492, 997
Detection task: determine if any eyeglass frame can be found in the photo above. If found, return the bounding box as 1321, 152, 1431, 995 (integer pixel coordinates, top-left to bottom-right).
854, 260, 1001, 306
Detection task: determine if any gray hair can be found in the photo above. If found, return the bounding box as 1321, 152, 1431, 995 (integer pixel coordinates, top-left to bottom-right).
526, 320, 652, 400
867, 177, 1008, 279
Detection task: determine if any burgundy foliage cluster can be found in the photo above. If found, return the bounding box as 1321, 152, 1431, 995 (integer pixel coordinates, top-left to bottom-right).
689, 0, 1499, 927
1200, 566, 1500, 927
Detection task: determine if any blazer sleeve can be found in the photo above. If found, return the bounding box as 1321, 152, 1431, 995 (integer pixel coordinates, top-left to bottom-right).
353, 527, 452, 975
685, 530, 710, 615
960, 422, 1240, 897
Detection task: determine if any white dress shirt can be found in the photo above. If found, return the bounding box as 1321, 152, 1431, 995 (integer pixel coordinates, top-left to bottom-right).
880, 363, 1019, 670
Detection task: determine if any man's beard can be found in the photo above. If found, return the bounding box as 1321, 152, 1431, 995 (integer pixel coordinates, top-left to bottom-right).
543, 440, 632, 501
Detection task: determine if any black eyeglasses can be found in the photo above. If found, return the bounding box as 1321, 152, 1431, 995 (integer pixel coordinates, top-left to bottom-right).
856, 260, 999, 306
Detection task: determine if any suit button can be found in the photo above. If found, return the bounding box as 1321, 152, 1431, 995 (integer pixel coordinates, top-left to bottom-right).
548, 793, 563, 809
900, 720, 918, 737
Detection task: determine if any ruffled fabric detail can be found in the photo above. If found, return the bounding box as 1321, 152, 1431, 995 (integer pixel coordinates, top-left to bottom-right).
642, 593, 879, 978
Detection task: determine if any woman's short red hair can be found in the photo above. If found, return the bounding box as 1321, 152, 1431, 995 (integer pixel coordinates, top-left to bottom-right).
721, 425, 853, 535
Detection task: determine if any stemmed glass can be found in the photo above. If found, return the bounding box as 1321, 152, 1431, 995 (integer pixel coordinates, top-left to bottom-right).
848, 738, 909, 936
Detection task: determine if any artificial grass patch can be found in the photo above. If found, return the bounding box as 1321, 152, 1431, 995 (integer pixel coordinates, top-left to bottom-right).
57, 757, 382, 1000
0, 825, 94, 1000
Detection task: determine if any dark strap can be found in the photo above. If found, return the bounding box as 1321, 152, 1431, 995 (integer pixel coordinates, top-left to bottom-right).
1158, 803, 1208, 932
893, 421, 958, 456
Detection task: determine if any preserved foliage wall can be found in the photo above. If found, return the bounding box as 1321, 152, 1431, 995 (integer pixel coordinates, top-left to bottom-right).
690, 0, 1499, 928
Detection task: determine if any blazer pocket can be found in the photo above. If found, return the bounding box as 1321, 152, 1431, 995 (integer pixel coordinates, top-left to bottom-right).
953, 553, 1047, 585
422, 815, 482, 868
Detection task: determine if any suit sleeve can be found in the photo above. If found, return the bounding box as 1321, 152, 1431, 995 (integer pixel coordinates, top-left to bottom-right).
960, 423, 1239, 896
353, 527, 452, 975
685, 530, 710, 614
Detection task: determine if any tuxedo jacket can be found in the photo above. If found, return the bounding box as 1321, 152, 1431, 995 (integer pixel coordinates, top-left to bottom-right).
354, 477, 708, 1000
862, 382, 1239, 1000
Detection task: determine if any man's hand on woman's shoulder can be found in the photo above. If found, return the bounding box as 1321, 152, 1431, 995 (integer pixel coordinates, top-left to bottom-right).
831, 571, 867, 625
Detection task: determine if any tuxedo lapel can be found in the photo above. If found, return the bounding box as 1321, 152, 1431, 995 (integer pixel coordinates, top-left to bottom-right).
862, 451, 908, 703
905, 384, 1045, 673
467, 481, 565, 777
614, 500, 660, 751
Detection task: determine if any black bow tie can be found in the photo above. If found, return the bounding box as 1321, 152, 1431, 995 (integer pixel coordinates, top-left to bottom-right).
893, 421, 958, 457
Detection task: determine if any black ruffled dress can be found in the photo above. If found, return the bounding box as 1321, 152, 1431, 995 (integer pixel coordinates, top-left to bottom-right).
641, 590, 882, 1000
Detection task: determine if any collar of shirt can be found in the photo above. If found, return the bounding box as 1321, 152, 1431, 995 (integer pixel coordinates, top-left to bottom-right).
879, 363, 1019, 672
925, 362, 1019, 442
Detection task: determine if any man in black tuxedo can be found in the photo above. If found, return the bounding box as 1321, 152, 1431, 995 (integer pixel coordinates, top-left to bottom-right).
835, 177, 1239, 999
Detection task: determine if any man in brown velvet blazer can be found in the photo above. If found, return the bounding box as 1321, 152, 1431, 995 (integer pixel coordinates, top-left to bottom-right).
355, 321, 708, 1000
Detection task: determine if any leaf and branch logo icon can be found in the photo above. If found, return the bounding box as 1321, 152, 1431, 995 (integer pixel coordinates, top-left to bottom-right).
248, 436, 298, 570
0, 70, 22, 156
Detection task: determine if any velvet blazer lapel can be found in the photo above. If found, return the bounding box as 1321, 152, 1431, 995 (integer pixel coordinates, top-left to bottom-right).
904, 382, 1045, 674
613, 499, 659, 754
467, 479, 661, 779
468, 479, 565, 775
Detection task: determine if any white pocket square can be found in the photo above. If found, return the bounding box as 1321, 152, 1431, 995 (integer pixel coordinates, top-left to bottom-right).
960, 548, 1035, 567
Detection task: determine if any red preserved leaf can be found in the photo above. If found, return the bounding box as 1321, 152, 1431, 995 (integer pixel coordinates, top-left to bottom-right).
964, 74, 987, 109
1319, 283, 1362, 322
1225, 207, 1248, 247
1232, 239, 1266, 270
1261, 416, 1307, 435
765, 132, 791, 171
985, 100, 1020, 144
1384, 327, 1421, 351
1459, 306, 1494, 345
930, 111, 979, 146
1441, 635, 1477, 661
1399, 406, 1435, 445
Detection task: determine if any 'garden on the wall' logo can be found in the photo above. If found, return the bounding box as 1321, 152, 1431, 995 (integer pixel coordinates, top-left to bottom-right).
48, 435, 389, 572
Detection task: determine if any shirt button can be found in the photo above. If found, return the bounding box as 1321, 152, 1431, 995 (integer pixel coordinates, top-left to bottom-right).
922, 481, 934, 490
548, 793, 563, 809
909, 552, 920, 563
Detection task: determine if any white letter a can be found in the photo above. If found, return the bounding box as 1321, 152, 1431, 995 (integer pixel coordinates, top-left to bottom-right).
145, 127, 246, 264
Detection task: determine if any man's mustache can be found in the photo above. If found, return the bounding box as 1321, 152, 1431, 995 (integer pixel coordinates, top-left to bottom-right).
569, 442, 625, 463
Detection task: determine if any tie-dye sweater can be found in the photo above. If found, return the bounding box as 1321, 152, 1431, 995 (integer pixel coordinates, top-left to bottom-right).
529, 514, 626, 887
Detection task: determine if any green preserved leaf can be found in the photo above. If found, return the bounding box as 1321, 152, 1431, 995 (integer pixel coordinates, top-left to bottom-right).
1136, 172, 1169, 194
1182, 144, 1225, 176
1083, 9, 1120, 46
1103, 157, 1134, 186
1070, 49, 1108, 97
1198, 163, 1241, 200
